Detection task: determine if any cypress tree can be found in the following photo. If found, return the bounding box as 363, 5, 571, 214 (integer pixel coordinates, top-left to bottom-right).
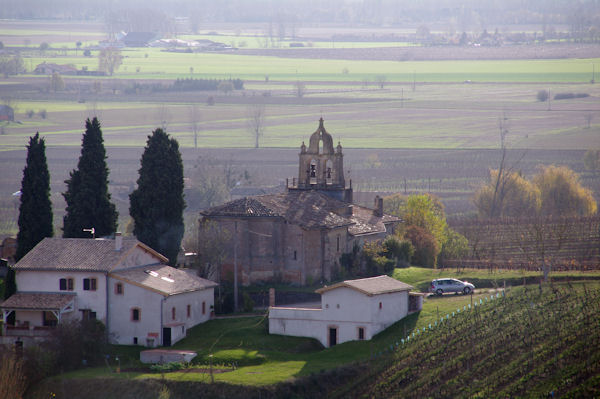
63, 117, 117, 238
16, 133, 54, 261
129, 128, 185, 265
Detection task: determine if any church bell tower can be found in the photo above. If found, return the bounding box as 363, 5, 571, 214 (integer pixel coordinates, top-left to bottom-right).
288, 118, 352, 202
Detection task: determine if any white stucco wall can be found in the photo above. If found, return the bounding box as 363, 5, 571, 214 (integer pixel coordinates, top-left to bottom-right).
107, 277, 163, 346
269, 287, 410, 347
163, 289, 214, 331
15, 270, 108, 323
108, 277, 215, 347
114, 247, 163, 270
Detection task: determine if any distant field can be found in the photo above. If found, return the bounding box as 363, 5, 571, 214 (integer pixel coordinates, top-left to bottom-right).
23, 50, 600, 82
1, 82, 598, 151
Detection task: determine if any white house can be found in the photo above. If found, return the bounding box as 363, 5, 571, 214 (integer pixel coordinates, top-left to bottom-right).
0, 235, 217, 348
268, 275, 423, 347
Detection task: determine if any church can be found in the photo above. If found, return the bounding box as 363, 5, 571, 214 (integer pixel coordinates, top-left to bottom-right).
199, 118, 400, 286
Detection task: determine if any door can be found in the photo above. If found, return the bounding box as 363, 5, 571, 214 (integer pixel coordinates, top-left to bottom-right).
329, 327, 337, 347
162, 327, 171, 347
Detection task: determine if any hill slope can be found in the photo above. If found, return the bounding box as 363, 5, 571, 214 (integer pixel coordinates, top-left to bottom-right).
333, 283, 600, 398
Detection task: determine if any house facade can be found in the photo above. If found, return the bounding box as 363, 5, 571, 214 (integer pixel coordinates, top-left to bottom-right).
0, 235, 216, 348
269, 275, 423, 347
200, 119, 400, 286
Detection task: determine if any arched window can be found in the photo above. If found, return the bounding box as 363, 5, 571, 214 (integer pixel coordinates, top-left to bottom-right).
310, 160, 317, 184
326, 160, 333, 185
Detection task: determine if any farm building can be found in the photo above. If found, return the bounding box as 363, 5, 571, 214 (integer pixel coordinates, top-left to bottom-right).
0, 105, 14, 121
199, 118, 401, 286
269, 275, 423, 347
0, 235, 217, 348
33, 62, 78, 75
122, 32, 161, 47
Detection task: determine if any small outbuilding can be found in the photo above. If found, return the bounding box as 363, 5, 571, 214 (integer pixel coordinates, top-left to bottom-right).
269, 275, 423, 347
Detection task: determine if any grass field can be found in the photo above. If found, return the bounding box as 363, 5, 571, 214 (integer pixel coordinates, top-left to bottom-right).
22, 49, 600, 83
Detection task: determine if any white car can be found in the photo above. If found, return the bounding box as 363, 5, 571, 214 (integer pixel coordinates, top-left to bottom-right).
430, 278, 474, 296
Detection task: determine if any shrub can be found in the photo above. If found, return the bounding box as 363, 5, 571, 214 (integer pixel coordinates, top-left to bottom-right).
242, 291, 254, 312
383, 235, 414, 267
38, 109, 47, 119
553, 92, 590, 100
404, 225, 438, 267
83, 49, 91, 57
26, 109, 34, 118
536, 90, 548, 102
149, 362, 186, 372
0, 349, 27, 399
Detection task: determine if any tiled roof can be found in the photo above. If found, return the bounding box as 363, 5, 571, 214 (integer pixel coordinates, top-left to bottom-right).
316, 275, 413, 296
111, 265, 217, 296
0, 292, 75, 310
201, 190, 398, 233
12, 237, 167, 272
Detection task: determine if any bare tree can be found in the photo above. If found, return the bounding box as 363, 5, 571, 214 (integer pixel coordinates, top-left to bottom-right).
584, 112, 594, 129
294, 81, 306, 98
156, 103, 171, 130
247, 103, 266, 148
189, 104, 201, 149
375, 75, 387, 89
98, 47, 122, 76
487, 113, 526, 218
192, 219, 232, 280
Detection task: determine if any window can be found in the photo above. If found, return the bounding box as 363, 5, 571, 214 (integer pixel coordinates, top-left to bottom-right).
358, 327, 365, 340
293, 250, 297, 260
379, 302, 382, 309
115, 283, 123, 295
83, 278, 97, 291
202, 302, 206, 315
187, 304, 191, 318
131, 308, 140, 321
336, 236, 340, 252
172, 307, 176, 320
81, 309, 96, 320
133, 337, 138, 345
59, 278, 74, 291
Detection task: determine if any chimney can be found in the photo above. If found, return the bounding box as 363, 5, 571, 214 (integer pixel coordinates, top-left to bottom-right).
269, 288, 275, 307
115, 232, 122, 251
374, 196, 383, 217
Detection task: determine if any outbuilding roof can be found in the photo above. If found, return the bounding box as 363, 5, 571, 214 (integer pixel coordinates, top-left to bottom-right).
0, 292, 75, 311
111, 265, 217, 296
315, 275, 413, 296
12, 237, 168, 272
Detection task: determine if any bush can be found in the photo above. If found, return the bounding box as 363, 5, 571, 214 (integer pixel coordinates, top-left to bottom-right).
242, 291, 254, 312
383, 235, 414, 266
404, 225, 438, 267
83, 49, 91, 57
553, 92, 589, 100
0, 349, 28, 399
149, 362, 186, 372
26, 109, 34, 118
536, 90, 548, 102
38, 109, 47, 119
